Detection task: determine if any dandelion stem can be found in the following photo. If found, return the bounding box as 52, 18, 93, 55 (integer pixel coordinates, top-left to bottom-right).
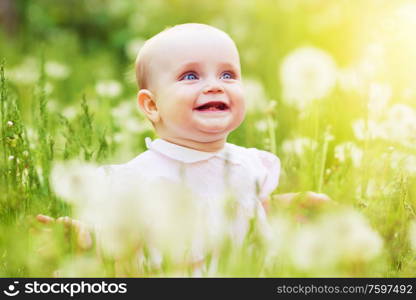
318, 126, 331, 193
267, 115, 276, 154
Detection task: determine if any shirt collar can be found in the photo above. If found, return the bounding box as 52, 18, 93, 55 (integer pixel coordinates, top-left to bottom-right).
145, 137, 242, 164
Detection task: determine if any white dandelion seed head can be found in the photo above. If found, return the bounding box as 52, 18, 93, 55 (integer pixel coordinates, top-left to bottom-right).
111, 101, 135, 119
50, 162, 105, 205
387, 104, 416, 124
282, 137, 318, 156
125, 38, 145, 60
243, 78, 269, 113
390, 152, 416, 176
320, 210, 383, 262
355, 179, 379, 199
75, 168, 227, 260
95, 80, 122, 98
255, 120, 268, 132
291, 224, 338, 270
334, 142, 363, 168
368, 82, 392, 117
264, 216, 291, 263
291, 210, 383, 270
61, 106, 77, 120
280, 46, 337, 109
6, 57, 39, 85
45, 61, 70, 80
382, 104, 416, 143
351, 119, 386, 140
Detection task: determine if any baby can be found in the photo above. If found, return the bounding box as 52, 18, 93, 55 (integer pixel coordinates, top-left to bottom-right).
110, 23, 280, 247
37, 23, 330, 270
134, 24, 276, 211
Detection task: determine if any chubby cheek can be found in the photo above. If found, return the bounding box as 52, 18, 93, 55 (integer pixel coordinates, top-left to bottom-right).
159, 104, 192, 128
158, 98, 195, 129
233, 100, 246, 129
231, 88, 246, 126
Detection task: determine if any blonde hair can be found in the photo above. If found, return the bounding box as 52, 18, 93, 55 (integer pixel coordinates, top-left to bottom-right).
135, 23, 234, 90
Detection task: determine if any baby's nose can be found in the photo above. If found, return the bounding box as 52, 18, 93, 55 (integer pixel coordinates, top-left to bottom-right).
202, 80, 224, 94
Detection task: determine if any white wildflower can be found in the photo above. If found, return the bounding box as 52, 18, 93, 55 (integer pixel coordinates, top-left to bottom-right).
351, 119, 385, 140
243, 78, 268, 113
255, 120, 268, 132
95, 175, 226, 260
112, 101, 152, 134
264, 216, 291, 264
95, 80, 122, 98
61, 106, 77, 120
125, 38, 145, 60
390, 152, 416, 176
45, 61, 70, 79
386, 104, 416, 125
323, 211, 383, 262
52, 164, 228, 261
334, 142, 363, 168
47, 100, 58, 112
368, 82, 392, 118
291, 210, 383, 269
291, 224, 338, 270
8, 155, 14, 161
280, 46, 337, 109
355, 179, 379, 199
111, 101, 135, 119
6, 57, 39, 85
50, 162, 105, 205
383, 104, 416, 143
282, 137, 317, 156
124, 117, 150, 133
7, 121, 13, 127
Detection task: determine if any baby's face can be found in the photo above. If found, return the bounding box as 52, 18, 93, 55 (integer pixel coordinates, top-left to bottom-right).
145, 28, 245, 147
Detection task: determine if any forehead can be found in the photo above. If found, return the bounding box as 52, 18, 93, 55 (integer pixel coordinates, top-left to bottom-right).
147, 27, 241, 71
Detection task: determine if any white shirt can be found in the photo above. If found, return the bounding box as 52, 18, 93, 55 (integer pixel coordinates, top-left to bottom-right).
101, 138, 281, 244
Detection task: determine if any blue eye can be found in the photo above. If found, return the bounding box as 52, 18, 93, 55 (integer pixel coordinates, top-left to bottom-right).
181, 73, 198, 80
221, 72, 234, 80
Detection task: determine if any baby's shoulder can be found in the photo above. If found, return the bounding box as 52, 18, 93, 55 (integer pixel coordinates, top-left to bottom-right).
227, 143, 280, 171
227, 144, 281, 198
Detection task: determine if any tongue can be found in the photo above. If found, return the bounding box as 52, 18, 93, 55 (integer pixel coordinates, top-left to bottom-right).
196, 102, 226, 111
205, 106, 221, 111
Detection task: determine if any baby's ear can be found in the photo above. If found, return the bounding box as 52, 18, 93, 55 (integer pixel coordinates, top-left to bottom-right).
137, 89, 160, 123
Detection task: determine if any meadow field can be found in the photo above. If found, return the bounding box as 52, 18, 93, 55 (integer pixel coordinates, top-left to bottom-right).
0, 0, 415, 277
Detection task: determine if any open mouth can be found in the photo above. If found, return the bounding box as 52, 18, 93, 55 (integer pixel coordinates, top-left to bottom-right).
194, 101, 230, 111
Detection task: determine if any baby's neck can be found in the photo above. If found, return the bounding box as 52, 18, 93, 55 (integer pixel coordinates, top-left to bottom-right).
160, 136, 226, 152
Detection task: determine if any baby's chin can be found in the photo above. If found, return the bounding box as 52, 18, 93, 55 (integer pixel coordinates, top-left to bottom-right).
193, 118, 235, 136
192, 112, 237, 132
